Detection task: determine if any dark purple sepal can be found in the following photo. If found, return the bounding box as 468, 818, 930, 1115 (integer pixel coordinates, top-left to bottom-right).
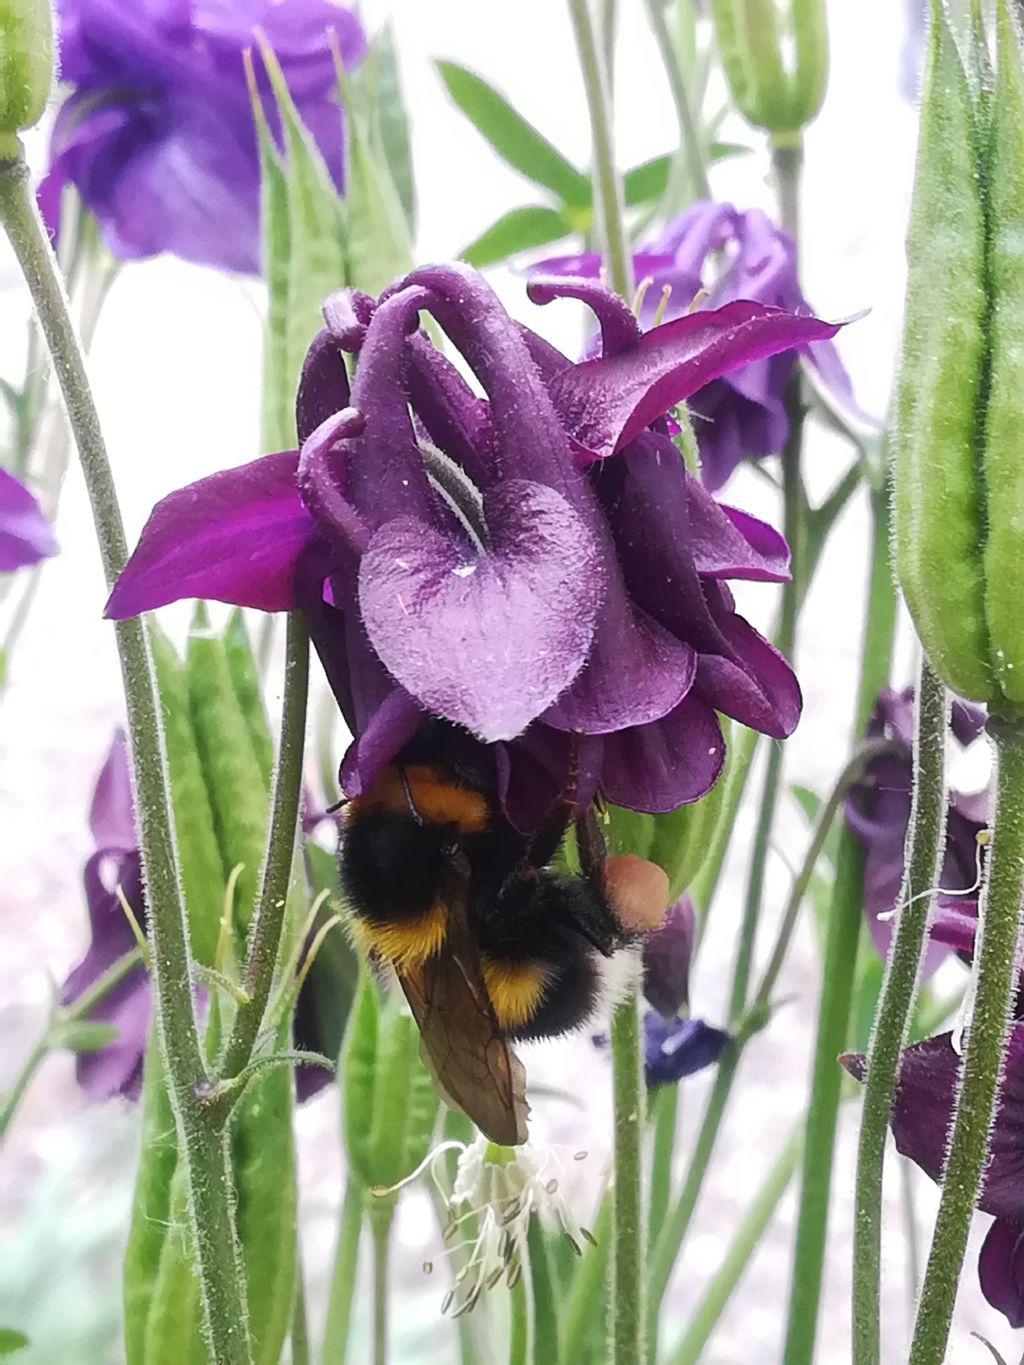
599, 693, 725, 812
979, 1219, 1024, 1329
842, 1027, 1024, 1224
548, 301, 843, 459
105, 451, 325, 616
643, 895, 696, 1018
526, 274, 641, 356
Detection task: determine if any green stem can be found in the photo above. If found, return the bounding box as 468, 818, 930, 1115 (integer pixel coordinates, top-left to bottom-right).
782, 486, 897, 1365
643, 0, 710, 200
370, 1206, 392, 1365
321, 1180, 363, 1365
853, 658, 949, 1365
609, 996, 646, 1365
560, 1189, 612, 1363
0, 1036, 47, 1139
566, 0, 633, 300
667, 1124, 803, 1365
221, 613, 309, 1079
290, 1257, 311, 1365
648, 1085, 680, 1249
0, 149, 251, 1365
509, 1275, 529, 1365
527, 1219, 561, 1365
909, 719, 1024, 1364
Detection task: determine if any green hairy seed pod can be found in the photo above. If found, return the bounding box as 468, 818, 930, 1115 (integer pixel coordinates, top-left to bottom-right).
0, 0, 53, 148
709, 0, 828, 136
983, 3, 1024, 706
892, 0, 994, 702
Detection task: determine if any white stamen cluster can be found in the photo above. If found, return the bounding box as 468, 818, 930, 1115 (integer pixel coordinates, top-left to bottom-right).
418, 1135, 595, 1316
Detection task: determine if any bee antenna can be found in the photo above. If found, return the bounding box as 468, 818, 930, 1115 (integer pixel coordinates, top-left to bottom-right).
325, 795, 349, 815
398, 766, 425, 825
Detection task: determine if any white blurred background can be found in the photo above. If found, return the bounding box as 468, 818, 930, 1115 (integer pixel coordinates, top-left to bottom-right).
1, 1, 1009, 1361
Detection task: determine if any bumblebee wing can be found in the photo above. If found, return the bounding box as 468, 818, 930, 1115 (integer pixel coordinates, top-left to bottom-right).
398, 887, 529, 1148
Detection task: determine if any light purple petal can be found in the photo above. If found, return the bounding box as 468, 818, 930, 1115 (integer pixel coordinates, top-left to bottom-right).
549, 300, 842, 458
89, 730, 135, 850
599, 693, 725, 812
644, 1011, 730, 1086
0, 468, 59, 571
359, 480, 602, 743
979, 1219, 1024, 1329
105, 452, 325, 617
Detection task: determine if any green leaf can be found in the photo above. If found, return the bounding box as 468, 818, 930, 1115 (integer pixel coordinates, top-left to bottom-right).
334, 53, 413, 294
791, 784, 823, 824
341, 969, 381, 1187
437, 61, 590, 205
709, 139, 754, 163
223, 611, 274, 789
250, 40, 348, 453
56, 1020, 118, 1053
461, 204, 571, 267
352, 23, 416, 232
623, 154, 671, 206
0, 1329, 28, 1358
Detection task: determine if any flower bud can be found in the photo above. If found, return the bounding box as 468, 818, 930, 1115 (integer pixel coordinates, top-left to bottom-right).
0, 0, 54, 148
893, 0, 1024, 713
709, 0, 828, 136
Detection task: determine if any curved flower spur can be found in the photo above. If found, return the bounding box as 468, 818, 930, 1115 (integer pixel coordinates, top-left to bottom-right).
106, 261, 841, 828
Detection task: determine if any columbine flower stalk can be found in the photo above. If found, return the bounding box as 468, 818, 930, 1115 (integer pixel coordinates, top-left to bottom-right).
859, 5, 1024, 1362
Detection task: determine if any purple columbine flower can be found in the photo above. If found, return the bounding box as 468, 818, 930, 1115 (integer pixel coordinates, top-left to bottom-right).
61, 731, 150, 1100
842, 1028, 1024, 1328
0, 468, 59, 571
106, 263, 844, 828
844, 687, 988, 968
39, 0, 365, 273
531, 201, 860, 491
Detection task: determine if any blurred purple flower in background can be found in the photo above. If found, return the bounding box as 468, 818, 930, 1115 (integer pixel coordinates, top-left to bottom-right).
844, 686, 988, 967
0, 468, 59, 570
533, 201, 858, 490
106, 263, 844, 827
842, 1027, 1024, 1327
61, 731, 149, 1100
641, 895, 729, 1086
39, 0, 365, 272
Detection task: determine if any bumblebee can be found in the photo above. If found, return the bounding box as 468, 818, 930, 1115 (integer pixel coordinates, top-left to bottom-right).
338, 754, 641, 1144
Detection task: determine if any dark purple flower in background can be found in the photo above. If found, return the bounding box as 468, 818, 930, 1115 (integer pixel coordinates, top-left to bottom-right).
0, 468, 59, 570
644, 1012, 730, 1087
640, 894, 729, 1086
844, 686, 988, 968
106, 263, 844, 829
532, 201, 860, 490
842, 1029, 1024, 1328
63, 734, 330, 1102
61, 731, 150, 1100
40, 0, 365, 272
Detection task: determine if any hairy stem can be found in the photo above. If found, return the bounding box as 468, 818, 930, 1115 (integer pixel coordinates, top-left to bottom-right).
609, 995, 646, 1363
910, 718, 1024, 1364
0, 148, 252, 1365
643, 0, 710, 200
853, 658, 949, 1364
